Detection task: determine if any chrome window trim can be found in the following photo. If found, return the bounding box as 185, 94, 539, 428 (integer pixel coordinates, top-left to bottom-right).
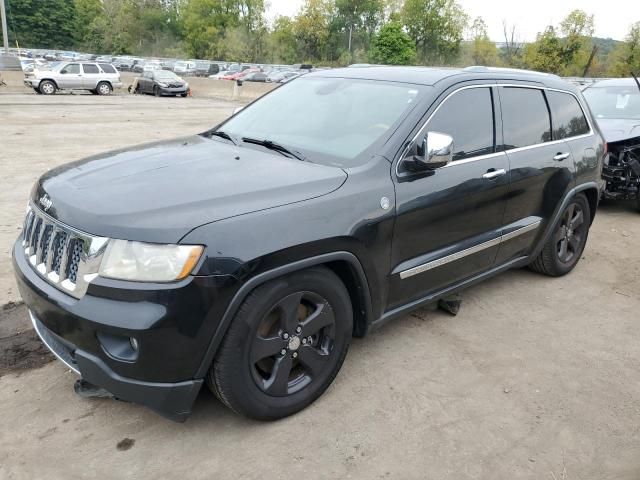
398, 221, 541, 279
396, 83, 594, 176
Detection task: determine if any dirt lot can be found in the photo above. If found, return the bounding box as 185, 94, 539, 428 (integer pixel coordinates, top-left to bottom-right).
1, 92, 640, 480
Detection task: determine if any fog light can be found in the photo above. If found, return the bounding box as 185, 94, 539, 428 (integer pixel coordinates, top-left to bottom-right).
129, 337, 139, 351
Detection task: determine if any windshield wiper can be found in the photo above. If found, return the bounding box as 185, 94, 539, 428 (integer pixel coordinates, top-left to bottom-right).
205, 129, 238, 145
241, 137, 307, 162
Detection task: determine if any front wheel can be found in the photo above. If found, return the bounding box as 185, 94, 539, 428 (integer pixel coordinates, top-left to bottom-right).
39, 80, 56, 95
153, 86, 160, 97
529, 193, 591, 276
207, 266, 353, 420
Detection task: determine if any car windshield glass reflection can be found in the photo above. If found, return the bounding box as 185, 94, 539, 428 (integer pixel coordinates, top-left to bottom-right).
220, 77, 426, 167
583, 86, 640, 120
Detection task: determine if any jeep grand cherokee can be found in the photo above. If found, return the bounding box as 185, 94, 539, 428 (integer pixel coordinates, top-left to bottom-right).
13, 66, 604, 421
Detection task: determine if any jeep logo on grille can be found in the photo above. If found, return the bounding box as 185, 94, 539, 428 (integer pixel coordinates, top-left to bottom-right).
39, 194, 53, 211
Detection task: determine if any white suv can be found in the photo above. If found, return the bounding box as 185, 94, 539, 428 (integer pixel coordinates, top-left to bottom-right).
24, 61, 123, 95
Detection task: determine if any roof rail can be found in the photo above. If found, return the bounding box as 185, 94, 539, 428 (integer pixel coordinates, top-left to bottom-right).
463, 66, 561, 79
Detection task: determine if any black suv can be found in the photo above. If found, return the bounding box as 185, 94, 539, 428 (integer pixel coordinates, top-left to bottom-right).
13, 66, 604, 422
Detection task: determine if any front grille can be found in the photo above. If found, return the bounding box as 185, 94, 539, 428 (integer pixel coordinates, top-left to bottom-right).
22, 204, 109, 299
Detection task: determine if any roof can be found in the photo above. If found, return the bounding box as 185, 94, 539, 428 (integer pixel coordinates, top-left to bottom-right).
307, 65, 571, 90
584, 78, 640, 89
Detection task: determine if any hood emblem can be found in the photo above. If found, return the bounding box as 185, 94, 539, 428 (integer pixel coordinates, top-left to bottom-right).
39, 194, 53, 212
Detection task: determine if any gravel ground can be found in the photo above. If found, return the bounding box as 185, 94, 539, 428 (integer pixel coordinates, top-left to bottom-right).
1, 93, 640, 480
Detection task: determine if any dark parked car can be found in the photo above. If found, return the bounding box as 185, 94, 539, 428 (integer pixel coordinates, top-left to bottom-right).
135, 70, 189, 97
14, 66, 603, 422
195, 61, 219, 77
582, 77, 640, 211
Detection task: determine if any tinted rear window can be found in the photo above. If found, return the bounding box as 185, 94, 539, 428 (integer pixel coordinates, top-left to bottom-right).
99, 63, 116, 74
500, 87, 551, 149
427, 87, 495, 160
82, 64, 99, 74
546, 90, 590, 139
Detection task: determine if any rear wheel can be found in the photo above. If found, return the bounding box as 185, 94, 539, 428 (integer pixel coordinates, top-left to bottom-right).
96, 82, 112, 95
39, 80, 56, 95
529, 193, 591, 276
207, 266, 352, 420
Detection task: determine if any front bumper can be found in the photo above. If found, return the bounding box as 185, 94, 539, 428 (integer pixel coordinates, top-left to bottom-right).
158, 86, 188, 95
13, 239, 234, 421
30, 310, 202, 421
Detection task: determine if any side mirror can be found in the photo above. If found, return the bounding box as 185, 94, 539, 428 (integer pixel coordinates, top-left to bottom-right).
410, 131, 454, 170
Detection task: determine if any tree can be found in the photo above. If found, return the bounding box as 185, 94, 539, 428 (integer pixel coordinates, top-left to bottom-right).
7, 0, 76, 49
500, 20, 523, 67
334, 0, 384, 59
467, 17, 498, 66
401, 0, 467, 65
268, 16, 299, 64
559, 9, 594, 76
293, 0, 335, 61
608, 22, 640, 77
370, 21, 415, 64
523, 26, 563, 73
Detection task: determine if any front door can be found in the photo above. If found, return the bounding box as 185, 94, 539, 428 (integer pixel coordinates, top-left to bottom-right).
388, 85, 509, 310
58, 63, 83, 89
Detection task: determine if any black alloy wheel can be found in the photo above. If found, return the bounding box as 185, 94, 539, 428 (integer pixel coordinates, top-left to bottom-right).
250, 291, 336, 397
207, 266, 352, 420
529, 193, 591, 276
555, 201, 587, 264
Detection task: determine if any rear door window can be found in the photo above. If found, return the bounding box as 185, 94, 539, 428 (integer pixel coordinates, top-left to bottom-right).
82, 64, 99, 74
500, 87, 552, 149
99, 63, 117, 74
427, 87, 495, 161
545, 90, 590, 139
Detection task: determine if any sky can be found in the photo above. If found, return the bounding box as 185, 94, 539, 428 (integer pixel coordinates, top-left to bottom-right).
266, 0, 639, 42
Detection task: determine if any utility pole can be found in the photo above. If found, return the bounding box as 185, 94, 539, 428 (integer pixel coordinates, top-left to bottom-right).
0, 0, 20, 70
0, 0, 9, 54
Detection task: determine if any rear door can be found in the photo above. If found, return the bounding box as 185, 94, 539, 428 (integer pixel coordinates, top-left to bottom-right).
495, 86, 577, 263
388, 85, 509, 309
81, 63, 101, 89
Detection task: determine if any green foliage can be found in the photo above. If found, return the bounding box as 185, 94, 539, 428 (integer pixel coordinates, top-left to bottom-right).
608, 22, 640, 77
293, 0, 335, 62
400, 0, 467, 64
465, 17, 498, 66
7, 0, 76, 49
370, 21, 415, 65
523, 26, 563, 73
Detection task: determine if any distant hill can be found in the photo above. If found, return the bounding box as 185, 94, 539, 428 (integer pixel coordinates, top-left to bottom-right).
592, 37, 623, 57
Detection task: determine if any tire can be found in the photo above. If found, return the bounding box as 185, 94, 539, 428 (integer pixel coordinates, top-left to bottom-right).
180, 93, 188, 98
39, 80, 56, 95
153, 86, 160, 97
636, 196, 640, 213
96, 82, 112, 95
529, 193, 591, 276
207, 266, 353, 420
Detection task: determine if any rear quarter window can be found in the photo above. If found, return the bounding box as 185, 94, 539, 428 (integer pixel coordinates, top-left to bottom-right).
99, 64, 117, 74
500, 87, 552, 149
546, 90, 590, 139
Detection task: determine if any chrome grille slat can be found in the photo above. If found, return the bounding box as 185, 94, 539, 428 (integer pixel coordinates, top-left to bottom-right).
21, 204, 109, 299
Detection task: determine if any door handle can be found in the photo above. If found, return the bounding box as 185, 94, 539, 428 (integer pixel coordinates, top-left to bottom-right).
553, 152, 571, 161
482, 168, 506, 180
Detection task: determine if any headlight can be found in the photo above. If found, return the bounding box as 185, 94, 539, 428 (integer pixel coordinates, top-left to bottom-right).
99, 240, 203, 282
157, 82, 168, 88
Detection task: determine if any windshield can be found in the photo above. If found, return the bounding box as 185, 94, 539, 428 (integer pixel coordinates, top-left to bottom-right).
220, 77, 426, 167
155, 71, 180, 81
583, 85, 640, 120
175, 61, 188, 67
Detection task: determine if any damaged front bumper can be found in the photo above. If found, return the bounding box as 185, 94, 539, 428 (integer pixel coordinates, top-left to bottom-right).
603, 137, 640, 201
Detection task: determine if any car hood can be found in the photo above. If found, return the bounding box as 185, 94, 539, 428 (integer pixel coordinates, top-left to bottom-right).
595, 118, 640, 143
34, 135, 347, 242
